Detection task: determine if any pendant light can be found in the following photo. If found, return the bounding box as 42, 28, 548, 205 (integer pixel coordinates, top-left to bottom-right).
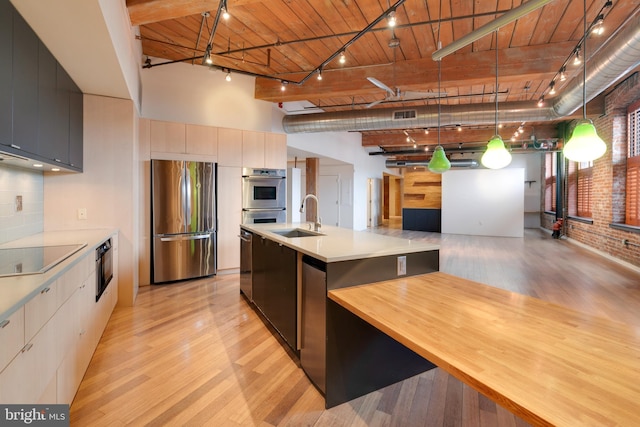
562, 0, 607, 162
428, 3, 451, 174
481, 30, 512, 169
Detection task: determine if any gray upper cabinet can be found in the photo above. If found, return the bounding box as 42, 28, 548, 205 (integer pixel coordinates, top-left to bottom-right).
38, 42, 61, 162
0, 0, 83, 171
67, 71, 83, 170
0, 0, 12, 147
11, 10, 39, 155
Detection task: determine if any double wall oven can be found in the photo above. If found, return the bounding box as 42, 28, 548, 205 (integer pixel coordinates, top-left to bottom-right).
242, 168, 286, 224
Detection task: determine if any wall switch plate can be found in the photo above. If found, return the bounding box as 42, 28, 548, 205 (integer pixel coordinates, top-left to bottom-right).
78, 208, 87, 220
15, 195, 22, 212
397, 255, 407, 276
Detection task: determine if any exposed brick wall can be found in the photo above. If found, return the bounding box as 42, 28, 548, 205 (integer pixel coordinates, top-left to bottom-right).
543, 73, 640, 267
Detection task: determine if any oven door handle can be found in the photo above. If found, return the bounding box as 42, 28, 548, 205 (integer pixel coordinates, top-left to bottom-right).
160, 234, 211, 242
242, 208, 286, 212
242, 176, 286, 180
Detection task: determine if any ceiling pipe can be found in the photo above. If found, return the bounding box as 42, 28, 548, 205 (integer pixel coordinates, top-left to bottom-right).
432, 0, 555, 61
386, 159, 479, 168
282, 12, 640, 134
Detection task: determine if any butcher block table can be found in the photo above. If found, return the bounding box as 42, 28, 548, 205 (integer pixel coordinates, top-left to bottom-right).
328, 272, 640, 427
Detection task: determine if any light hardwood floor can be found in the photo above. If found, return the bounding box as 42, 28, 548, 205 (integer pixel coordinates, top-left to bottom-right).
70, 226, 640, 426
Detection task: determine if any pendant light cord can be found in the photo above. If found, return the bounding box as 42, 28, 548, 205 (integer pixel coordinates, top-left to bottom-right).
437, 0, 442, 148
495, 31, 499, 135
582, 0, 587, 120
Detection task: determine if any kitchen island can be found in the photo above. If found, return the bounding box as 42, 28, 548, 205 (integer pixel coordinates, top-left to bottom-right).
240, 222, 440, 407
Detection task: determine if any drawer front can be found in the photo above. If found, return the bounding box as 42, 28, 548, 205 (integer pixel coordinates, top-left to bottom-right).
25, 282, 58, 342
56, 259, 86, 306
0, 308, 25, 373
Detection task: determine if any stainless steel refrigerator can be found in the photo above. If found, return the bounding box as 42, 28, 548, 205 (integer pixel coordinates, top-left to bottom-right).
151, 159, 216, 283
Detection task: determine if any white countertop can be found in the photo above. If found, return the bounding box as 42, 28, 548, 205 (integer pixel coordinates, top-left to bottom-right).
0, 229, 118, 321
241, 223, 439, 263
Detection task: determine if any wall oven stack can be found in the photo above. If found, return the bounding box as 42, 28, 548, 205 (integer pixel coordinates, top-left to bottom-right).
242, 168, 286, 224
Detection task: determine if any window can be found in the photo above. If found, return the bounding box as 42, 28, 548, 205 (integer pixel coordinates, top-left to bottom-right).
627, 100, 640, 226
567, 160, 593, 218
545, 152, 557, 212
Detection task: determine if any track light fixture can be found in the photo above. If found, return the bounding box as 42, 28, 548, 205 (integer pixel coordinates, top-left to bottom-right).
339, 52, 346, 64
203, 44, 213, 65
591, 14, 604, 35
221, 0, 230, 20
537, 95, 544, 107
317, 67, 323, 80
456, 124, 462, 132
387, 10, 397, 27
549, 81, 556, 95
280, 81, 287, 91
225, 70, 231, 82
573, 48, 581, 66
560, 66, 567, 82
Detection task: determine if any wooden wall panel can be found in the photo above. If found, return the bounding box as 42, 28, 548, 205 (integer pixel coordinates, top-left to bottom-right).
403, 169, 442, 209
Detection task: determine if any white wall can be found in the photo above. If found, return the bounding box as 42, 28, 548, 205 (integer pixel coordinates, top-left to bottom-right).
287, 132, 387, 230
442, 169, 525, 237
140, 61, 280, 132
0, 166, 43, 244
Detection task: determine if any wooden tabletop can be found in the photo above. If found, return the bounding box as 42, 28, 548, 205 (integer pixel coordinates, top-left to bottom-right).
328, 272, 640, 427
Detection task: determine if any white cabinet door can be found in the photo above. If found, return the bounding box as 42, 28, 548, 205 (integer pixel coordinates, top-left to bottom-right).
0, 307, 24, 373
217, 166, 242, 270
186, 124, 218, 156
150, 120, 186, 154
217, 127, 243, 167
24, 282, 58, 342
242, 130, 265, 168
265, 133, 287, 169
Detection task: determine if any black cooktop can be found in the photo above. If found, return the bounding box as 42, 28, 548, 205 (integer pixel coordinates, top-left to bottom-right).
0, 244, 87, 277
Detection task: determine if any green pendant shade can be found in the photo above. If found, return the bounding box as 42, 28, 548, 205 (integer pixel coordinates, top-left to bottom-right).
563, 119, 607, 162
428, 145, 451, 173
481, 135, 512, 169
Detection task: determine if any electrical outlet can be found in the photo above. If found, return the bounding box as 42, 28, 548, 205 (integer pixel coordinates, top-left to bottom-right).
397, 255, 407, 276
15, 195, 22, 212
78, 208, 87, 220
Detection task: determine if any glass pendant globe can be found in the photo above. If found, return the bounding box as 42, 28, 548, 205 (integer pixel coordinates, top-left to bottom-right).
428, 145, 451, 173
481, 135, 512, 169
563, 119, 607, 162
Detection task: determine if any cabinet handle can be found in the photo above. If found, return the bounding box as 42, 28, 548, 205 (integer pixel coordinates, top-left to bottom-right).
40, 287, 51, 294
21, 343, 33, 353
54, 158, 62, 163
0, 319, 9, 329
10, 144, 21, 150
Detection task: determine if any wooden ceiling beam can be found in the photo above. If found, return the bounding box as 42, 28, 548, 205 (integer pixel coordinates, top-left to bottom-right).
128, 0, 266, 26
361, 123, 560, 147
127, 0, 219, 26
255, 42, 576, 102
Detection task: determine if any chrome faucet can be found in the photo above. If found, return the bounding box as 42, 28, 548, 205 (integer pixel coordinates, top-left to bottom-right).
300, 194, 321, 232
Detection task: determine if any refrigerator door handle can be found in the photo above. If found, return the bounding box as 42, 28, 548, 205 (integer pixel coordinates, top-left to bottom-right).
160, 234, 211, 242
184, 170, 192, 228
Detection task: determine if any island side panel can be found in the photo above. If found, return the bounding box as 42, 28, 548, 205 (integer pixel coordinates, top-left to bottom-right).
325, 298, 437, 408
324, 249, 439, 408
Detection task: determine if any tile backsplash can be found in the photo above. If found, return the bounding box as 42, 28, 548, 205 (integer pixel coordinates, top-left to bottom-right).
0, 165, 43, 244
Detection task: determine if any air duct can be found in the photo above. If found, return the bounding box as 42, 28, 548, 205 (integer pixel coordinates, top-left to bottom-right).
386, 159, 479, 168
282, 13, 640, 134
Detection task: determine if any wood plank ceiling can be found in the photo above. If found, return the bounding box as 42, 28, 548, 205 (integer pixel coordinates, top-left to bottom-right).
128, 0, 639, 157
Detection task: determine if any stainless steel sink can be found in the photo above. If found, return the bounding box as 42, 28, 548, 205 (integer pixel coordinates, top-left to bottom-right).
271, 228, 324, 238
